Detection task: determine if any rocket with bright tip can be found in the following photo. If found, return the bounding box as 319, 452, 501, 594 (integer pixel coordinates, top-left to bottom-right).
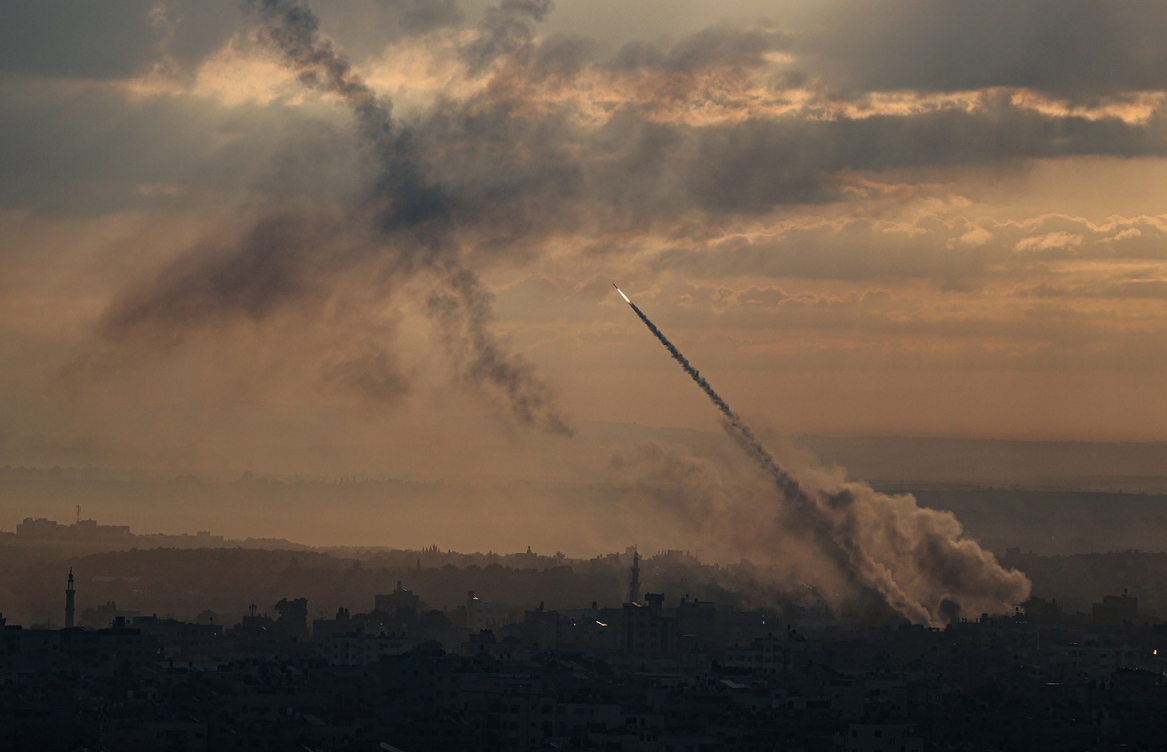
613, 283, 631, 303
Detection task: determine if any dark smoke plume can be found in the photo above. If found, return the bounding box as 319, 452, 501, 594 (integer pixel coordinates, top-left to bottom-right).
251, 0, 571, 435
100, 0, 571, 434
619, 293, 1029, 625
251, 0, 571, 434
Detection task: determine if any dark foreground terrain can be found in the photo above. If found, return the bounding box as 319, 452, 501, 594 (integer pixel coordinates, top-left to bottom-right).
3, 598, 1167, 752
2, 540, 1167, 751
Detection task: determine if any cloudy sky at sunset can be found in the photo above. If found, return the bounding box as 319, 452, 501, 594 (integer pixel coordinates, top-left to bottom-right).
4, 0, 1167, 485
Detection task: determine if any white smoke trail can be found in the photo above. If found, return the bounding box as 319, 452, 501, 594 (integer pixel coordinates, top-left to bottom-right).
619, 291, 1029, 625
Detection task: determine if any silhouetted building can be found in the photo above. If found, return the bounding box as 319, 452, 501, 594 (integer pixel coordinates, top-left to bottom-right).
131, 615, 223, 660
64, 568, 75, 628
318, 632, 422, 665
623, 592, 677, 658
312, 607, 354, 640
1094, 589, 1139, 625
374, 581, 421, 614
16, 517, 64, 538
17, 516, 130, 541
70, 517, 131, 541
79, 600, 139, 629
677, 594, 716, 636
518, 601, 561, 649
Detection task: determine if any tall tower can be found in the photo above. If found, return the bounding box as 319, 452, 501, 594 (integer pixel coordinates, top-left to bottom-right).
65, 568, 75, 628
628, 548, 640, 604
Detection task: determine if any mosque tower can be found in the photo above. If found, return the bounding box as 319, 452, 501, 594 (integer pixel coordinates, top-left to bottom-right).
65, 568, 75, 628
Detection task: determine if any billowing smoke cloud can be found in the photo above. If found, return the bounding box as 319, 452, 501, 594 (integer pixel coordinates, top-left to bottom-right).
99, 0, 571, 435
616, 290, 1030, 625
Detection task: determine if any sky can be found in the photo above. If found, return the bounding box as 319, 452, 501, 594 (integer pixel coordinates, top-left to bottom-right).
4, 0, 1167, 484
21, 0, 1167, 621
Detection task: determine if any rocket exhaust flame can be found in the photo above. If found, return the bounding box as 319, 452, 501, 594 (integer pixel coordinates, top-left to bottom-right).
616, 289, 1030, 625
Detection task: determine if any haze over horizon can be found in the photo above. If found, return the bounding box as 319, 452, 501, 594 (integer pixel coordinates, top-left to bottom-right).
6, 0, 1167, 622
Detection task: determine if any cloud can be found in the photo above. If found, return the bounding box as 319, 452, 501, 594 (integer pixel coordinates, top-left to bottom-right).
801, 0, 1167, 99
0, 0, 241, 81
462, 0, 553, 72
396, 50, 1167, 241
1014, 231, 1083, 253
6, 3, 1167, 223
376, 0, 464, 41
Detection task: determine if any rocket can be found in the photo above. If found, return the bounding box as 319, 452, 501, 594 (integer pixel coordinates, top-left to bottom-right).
612, 283, 631, 303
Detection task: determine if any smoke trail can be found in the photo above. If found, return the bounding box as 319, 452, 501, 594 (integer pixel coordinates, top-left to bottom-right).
625, 299, 802, 500
108, 0, 572, 434
619, 291, 1029, 625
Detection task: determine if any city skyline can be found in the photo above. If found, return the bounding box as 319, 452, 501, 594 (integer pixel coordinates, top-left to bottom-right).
3, 3, 1167, 746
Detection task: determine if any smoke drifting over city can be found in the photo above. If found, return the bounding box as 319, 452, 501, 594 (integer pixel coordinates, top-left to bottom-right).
4, 0, 1167, 625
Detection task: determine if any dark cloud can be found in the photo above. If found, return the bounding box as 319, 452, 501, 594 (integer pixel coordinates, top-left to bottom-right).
0, 74, 366, 216
531, 34, 596, 81
803, 0, 1167, 98
6, 2, 1167, 223
612, 24, 788, 74
403, 47, 1167, 244
679, 102, 1167, 212
0, 0, 240, 81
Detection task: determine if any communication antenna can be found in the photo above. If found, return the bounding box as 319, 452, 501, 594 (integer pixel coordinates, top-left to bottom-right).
76, 505, 81, 524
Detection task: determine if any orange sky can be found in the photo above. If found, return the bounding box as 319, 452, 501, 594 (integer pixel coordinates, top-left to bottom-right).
2, 0, 1167, 480
19, 0, 1167, 620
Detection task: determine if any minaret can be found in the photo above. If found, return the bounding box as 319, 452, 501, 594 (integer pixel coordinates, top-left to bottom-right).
65, 568, 75, 628
628, 548, 640, 604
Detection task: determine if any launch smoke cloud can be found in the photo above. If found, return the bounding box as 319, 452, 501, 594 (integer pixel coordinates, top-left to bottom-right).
615, 286, 1030, 626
